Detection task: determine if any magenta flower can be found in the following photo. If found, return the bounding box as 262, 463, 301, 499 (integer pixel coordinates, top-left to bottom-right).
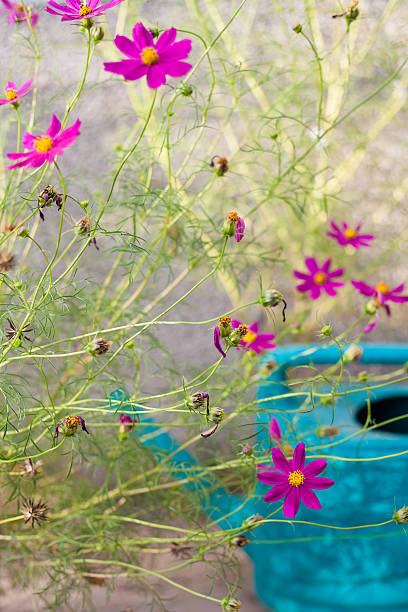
327, 221, 374, 249
7, 115, 81, 170
104, 22, 192, 89
0, 79, 33, 107
119, 413, 133, 431
1, 0, 39, 25
45, 0, 125, 21
257, 442, 335, 518
231, 319, 276, 354
352, 280, 408, 333
294, 257, 344, 300
270, 417, 282, 442
235, 217, 245, 242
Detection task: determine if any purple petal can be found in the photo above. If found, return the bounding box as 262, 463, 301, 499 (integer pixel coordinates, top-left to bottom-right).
351, 280, 376, 297
293, 270, 310, 280
114, 34, 140, 59
146, 66, 167, 89
234, 217, 245, 242
257, 471, 288, 485
300, 485, 322, 509
303, 458, 327, 477
160, 61, 192, 78
22, 132, 36, 150
304, 257, 318, 273
306, 476, 335, 490
52, 119, 81, 150
264, 484, 291, 503
159, 39, 192, 61
283, 486, 300, 518
47, 114, 61, 138
213, 326, 226, 358
132, 22, 154, 49
292, 442, 305, 470
270, 418, 282, 441
156, 27, 178, 51
321, 258, 331, 273
272, 446, 291, 474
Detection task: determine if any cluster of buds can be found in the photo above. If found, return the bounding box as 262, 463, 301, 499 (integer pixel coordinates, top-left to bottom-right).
201, 406, 224, 439
316, 425, 339, 438
37, 185, 63, 221
343, 344, 363, 363
186, 391, 210, 417
210, 155, 229, 176
21, 498, 48, 528
223, 211, 245, 243
333, 0, 359, 26
393, 506, 408, 524
221, 597, 241, 611
258, 289, 287, 322
76, 216, 99, 250
55, 415, 89, 438
214, 316, 249, 358
87, 337, 112, 356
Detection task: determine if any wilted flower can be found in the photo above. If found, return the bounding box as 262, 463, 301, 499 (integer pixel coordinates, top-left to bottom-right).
170, 541, 193, 559
257, 442, 335, 518
221, 597, 241, 611
210, 155, 229, 176
45, 0, 125, 21
87, 337, 112, 355
22, 457, 41, 478
213, 324, 227, 358
222, 210, 245, 242
21, 498, 48, 528
7, 115, 81, 170
0, 79, 33, 107
1, 0, 39, 25
352, 280, 408, 333
76, 216, 99, 249
230, 534, 250, 548
0, 251, 15, 273
327, 221, 374, 249
316, 425, 339, 438
104, 23, 192, 89
186, 391, 209, 416
241, 513, 263, 530
37, 185, 63, 221
55, 415, 90, 438
201, 406, 224, 438
258, 289, 287, 322
5, 317, 32, 344
231, 319, 276, 354
393, 505, 408, 524
333, 0, 359, 25
294, 257, 344, 300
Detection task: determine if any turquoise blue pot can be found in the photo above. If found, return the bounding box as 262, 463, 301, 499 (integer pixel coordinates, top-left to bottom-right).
108, 343, 408, 612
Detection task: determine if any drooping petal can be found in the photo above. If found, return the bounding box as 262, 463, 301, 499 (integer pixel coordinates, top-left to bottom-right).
283, 486, 300, 518
235, 217, 245, 242
272, 446, 291, 474
300, 485, 322, 510
213, 326, 226, 358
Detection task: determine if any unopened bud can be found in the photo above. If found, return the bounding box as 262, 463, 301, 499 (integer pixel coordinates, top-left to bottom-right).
80, 199, 89, 210
223, 211, 239, 237
293, 23, 302, 33
394, 505, 408, 524
358, 370, 368, 381
125, 340, 134, 349
321, 395, 335, 406
229, 324, 248, 346
180, 83, 193, 97
148, 26, 160, 38
241, 444, 252, 456
365, 300, 377, 315
321, 325, 332, 337
344, 344, 363, 363
91, 25, 104, 42
316, 425, 339, 438
81, 17, 93, 29
259, 289, 283, 308
218, 315, 232, 338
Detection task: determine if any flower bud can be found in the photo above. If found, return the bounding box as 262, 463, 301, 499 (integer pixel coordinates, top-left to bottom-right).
259, 289, 283, 308
230, 534, 249, 548
242, 513, 263, 530
218, 315, 232, 338
241, 444, 252, 456
91, 25, 104, 42
223, 211, 239, 237
87, 337, 112, 356
321, 395, 335, 406
358, 370, 368, 381
81, 17, 93, 29
80, 200, 89, 210
293, 24, 302, 33
211, 156, 229, 176
209, 407, 224, 424
344, 344, 363, 363
393, 505, 408, 524
345, 2, 359, 25
180, 83, 193, 96
316, 425, 339, 438
119, 414, 134, 440
17, 227, 29, 238
282, 443, 294, 457
221, 598, 241, 611
229, 324, 248, 346
148, 26, 160, 38
125, 340, 134, 349
320, 324, 332, 337
365, 300, 377, 315
259, 359, 277, 378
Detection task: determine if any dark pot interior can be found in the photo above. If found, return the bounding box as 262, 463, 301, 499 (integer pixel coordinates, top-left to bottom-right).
356, 395, 408, 433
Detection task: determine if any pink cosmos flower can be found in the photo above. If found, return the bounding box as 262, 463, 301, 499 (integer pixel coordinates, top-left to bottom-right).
45, 0, 125, 21
7, 114, 81, 170
294, 257, 344, 300
352, 280, 408, 333
231, 319, 276, 354
1, 0, 39, 25
0, 79, 33, 106
257, 442, 335, 518
327, 221, 374, 249
104, 22, 192, 89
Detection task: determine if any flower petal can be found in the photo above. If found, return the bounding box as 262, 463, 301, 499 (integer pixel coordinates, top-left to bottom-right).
272, 446, 291, 474
132, 22, 154, 49
257, 471, 288, 485
300, 485, 322, 510
306, 476, 335, 490
114, 34, 140, 59
156, 27, 178, 51
146, 66, 167, 89
47, 114, 61, 138
283, 486, 300, 518
264, 484, 291, 503
292, 442, 305, 470
303, 458, 327, 477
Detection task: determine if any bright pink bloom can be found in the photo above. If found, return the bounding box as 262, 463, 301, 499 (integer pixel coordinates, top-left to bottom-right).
104, 22, 192, 89
235, 217, 245, 242
327, 221, 374, 249
257, 442, 335, 518
1, 0, 38, 25
231, 320, 276, 354
7, 114, 81, 170
45, 0, 125, 21
119, 413, 133, 431
352, 280, 408, 333
294, 257, 344, 300
0, 79, 33, 106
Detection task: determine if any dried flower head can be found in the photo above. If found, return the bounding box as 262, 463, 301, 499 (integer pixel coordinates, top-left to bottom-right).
316, 425, 339, 438
211, 155, 229, 176
21, 498, 48, 528
344, 344, 363, 363
241, 444, 253, 456
230, 534, 250, 548
221, 597, 241, 611
394, 505, 408, 524
186, 391, 210, 416
0, 250, 15, 273
76, 216, 99, 249
242, 513, 263, 530
201, 406, 224, 438
55, 415, 90, 438
22, 457, 42, 478
37, 185, 63, 221
259, 289, 287, 322
87, 337, 112, 356
5, 317, 32, 344
170, 541, 193, 559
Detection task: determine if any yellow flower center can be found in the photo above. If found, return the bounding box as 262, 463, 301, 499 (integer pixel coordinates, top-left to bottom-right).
79, 4, 92, 16
16, 4, 24, 10
65, 416, 81, 429
288, 470, 304, 487
242, 330, 257, 344
141, 46, 159, 66
6, 88, 18, 101
34, 135, 53, 153
228, 210, 239, 222
314, 271, 327, 285
376, 282, 389, 294
344, 227, 357, 239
